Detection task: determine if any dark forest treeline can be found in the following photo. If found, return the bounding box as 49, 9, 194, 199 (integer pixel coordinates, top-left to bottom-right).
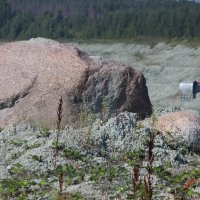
1, 0, 200, 40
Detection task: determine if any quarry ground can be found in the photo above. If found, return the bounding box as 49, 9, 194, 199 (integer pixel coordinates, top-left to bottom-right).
75, 42, 200, 113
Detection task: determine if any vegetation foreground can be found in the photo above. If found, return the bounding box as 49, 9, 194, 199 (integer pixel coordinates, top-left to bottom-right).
1, 101, 200, 200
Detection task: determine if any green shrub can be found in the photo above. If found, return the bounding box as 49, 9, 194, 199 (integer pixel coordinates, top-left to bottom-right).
38, 127, 50, 137
64, 147, 84, 160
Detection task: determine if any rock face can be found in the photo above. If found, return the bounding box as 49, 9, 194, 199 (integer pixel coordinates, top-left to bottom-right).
0, 38, 152, 128
155, 111, 200, 152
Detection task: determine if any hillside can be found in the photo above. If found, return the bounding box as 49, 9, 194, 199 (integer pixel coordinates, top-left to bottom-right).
1, 0, 200, 40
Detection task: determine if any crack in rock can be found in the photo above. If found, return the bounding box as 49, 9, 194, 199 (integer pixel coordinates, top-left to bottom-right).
0, 76, 37, 110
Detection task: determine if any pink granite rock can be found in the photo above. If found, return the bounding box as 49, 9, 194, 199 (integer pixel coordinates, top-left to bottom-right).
155, 111, 200, 152
0, 38, 152, 128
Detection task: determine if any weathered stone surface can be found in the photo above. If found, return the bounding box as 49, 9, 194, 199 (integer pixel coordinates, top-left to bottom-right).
0, 38, 151, 128
155, 111, 200, 152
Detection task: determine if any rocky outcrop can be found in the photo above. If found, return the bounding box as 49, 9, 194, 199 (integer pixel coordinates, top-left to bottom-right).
1, 111, 200, 199
155, 111, 200, 152
0, 111, 192, 180
0, 38, 152, 128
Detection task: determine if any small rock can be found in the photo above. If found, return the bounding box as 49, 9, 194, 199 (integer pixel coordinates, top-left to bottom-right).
155, 111, 200, 152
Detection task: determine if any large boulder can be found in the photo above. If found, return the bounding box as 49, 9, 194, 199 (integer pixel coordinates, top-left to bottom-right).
0, 38, 152, 128
155, 111, 200, 152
